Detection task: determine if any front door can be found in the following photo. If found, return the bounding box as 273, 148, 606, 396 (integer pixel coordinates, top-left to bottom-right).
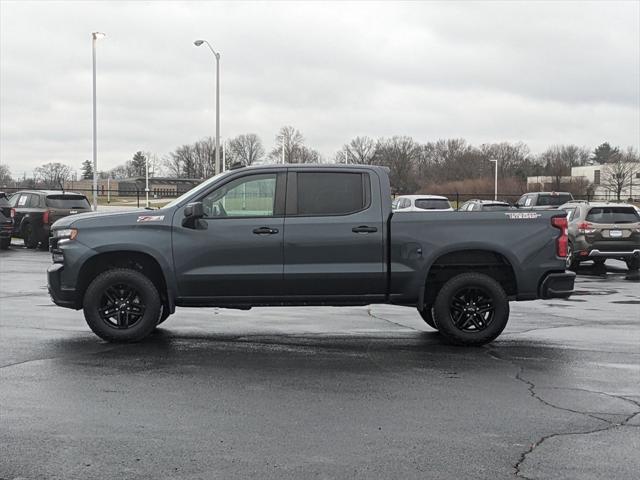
172, 171, 286, 303
282, 169, 386, 301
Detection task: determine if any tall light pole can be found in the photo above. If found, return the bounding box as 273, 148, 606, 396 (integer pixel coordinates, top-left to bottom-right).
91, 32, 106, 211
194, 39, 221, 175
490, 159, 498, 200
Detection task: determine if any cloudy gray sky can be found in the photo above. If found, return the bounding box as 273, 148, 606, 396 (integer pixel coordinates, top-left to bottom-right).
1, 0, 639, 177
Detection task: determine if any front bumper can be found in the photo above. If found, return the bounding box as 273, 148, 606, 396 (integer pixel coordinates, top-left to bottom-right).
539, 271, 575, 299
47, 263, 78, 309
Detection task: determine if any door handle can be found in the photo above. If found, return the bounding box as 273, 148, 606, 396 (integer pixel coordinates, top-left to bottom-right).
253, 226, 279, 235
352, 225, 378, 234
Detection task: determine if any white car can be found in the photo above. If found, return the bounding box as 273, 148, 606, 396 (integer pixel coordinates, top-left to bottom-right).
392, 195, 453, 212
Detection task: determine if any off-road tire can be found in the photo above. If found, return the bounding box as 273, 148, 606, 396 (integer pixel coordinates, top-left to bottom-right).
83, 268, 161, 342
626, 257, 640, 272
0, 237, 10, 250
566, 242, 580, 271
22, 223, 38, 249
433, 272, 509, 346
418, 306, 438, 330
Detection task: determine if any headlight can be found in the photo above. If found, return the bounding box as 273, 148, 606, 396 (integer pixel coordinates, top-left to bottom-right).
54, 228, 78, 240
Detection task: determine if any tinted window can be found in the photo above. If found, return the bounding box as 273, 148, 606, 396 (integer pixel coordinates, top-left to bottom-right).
586, 207, 640, 224
27, 194, 42, 208
297, 172, 367, 215
537, 194, 573, 206
45, 195, 90, 209
414, 198, 451, 210
482, 204, 512, 211
202, 174, 277, 217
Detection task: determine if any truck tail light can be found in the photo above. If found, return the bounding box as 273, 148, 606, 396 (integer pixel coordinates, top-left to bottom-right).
551, 216, 568, 258
43, 210, 52, 224
10, 208, 15, 218
578, 222, 596, 234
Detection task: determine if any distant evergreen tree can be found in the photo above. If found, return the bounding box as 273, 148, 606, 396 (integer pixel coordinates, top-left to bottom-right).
130, 151, 147, 177
592, 142, 620, 164
81, 160, 93, 179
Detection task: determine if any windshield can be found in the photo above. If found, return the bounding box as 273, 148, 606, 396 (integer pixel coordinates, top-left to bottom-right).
163, 172, 227, 209
586, 207, 640, 224
414, 199, 451, 210
45, 195, 90, 209
537, 194, 573, 206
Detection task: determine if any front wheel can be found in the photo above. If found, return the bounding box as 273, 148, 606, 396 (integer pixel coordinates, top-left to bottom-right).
83, 268, 161, 342
433, 273, 510, 346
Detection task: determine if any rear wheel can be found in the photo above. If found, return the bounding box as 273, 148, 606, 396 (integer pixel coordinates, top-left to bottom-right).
22, 223, 37, 249
566, 243, 579, 271
83, 268, 161, 342
0, 237, 10, 250
433, 272, 509, 346
626, 257, 640, 272
418, 306, 438, 330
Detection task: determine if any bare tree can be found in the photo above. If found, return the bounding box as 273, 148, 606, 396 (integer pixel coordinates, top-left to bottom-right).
270, 126, 305, 163
0, 164, 12, 185
228, 133, 265, 166
336, 136, 376, 164
601, 147, 640, 200
374, 136, 421, 194
34, 162, 72, 189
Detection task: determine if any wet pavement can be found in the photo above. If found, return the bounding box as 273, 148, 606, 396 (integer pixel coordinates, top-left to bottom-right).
1, 245, 639, 480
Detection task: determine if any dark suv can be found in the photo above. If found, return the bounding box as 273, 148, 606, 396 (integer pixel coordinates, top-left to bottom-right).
0, 192, 13, 250
9, 190, 91, 249
561, 201, 640, 271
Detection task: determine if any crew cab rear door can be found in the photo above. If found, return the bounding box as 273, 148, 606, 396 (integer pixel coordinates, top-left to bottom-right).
282, 169, 386, 300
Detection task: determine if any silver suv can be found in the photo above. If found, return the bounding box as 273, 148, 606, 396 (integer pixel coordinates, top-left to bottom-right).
560, 201, 640, 271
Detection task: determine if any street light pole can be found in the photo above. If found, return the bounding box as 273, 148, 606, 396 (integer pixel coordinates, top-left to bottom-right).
490, 159, 498, 200
91, 32, 105, 211
194, 40, 221, 175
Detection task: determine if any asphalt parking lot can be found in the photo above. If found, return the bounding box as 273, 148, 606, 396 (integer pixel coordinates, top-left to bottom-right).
1, 244, 639, 480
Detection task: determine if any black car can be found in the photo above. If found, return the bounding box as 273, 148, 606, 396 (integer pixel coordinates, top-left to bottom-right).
8, 190, 92, 249
0, 192, 13, 250
459, 199, 515, 211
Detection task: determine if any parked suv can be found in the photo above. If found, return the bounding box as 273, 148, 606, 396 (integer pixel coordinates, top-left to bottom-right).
9, 191, 91, 249
561, 201, 640, 271
459, 199, 514, 212
392, 195, 453, 212
0, 192, 13, 250
516, 192, 574, 210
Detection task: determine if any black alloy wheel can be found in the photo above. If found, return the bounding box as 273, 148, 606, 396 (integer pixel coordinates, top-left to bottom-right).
98, 283, 146, 329
449, 286, 495, 333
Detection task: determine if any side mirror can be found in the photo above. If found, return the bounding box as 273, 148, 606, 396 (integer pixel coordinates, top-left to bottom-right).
184, 202, 204, 219
182, 202, 207, 229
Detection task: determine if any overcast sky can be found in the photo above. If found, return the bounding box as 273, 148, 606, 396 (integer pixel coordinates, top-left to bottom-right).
1, 0, 639, 177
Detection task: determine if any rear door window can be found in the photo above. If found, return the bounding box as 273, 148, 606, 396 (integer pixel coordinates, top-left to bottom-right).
295, 172, 369, 216
45, 195, 91, 209
414, 198, 451, 210
586, 207, 640, 224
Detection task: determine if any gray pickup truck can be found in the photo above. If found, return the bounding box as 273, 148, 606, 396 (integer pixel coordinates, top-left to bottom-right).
48, 165, 574, 346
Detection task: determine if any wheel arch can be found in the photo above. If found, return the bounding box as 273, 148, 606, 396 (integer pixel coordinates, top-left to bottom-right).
418, 249, 518, 309
76, 250, 173, 313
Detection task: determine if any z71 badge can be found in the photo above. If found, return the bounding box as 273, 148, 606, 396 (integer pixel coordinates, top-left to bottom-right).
504, 212, 541, 219
137, 215, 165, 223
